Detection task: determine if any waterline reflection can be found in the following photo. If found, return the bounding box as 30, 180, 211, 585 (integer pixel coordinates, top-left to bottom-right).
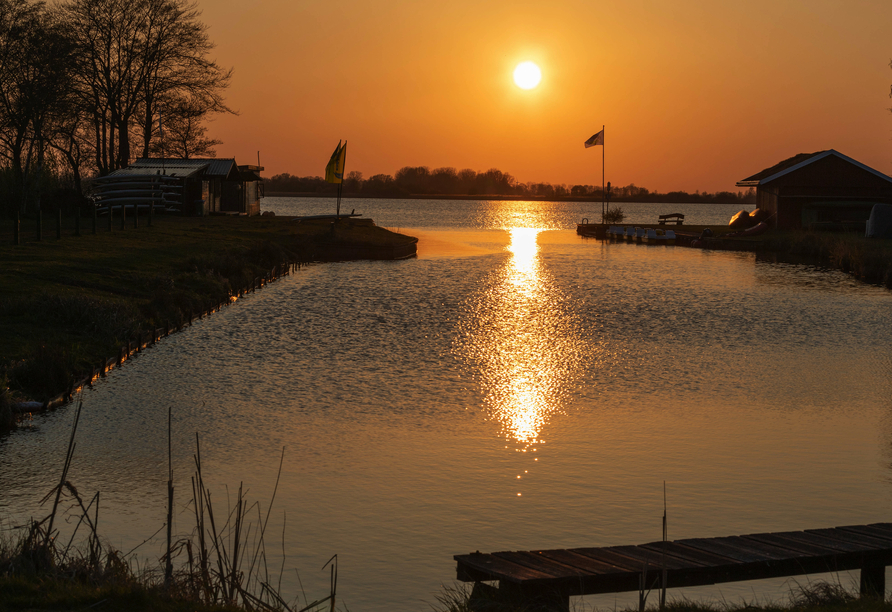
455, 228, 587, 448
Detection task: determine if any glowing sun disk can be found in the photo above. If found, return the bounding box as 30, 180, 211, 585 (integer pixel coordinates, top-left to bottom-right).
513, 62, 541, 89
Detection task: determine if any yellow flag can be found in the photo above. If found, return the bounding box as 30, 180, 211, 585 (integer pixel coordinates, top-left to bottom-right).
325, 140, 347, 183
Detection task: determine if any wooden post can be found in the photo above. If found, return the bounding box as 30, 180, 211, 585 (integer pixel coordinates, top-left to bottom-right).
108, 205, 113, 231
92, 205, 97, 234
149, 201, 154, 227
165, 405, 173, 587
121, 203, 126, 230
134, 203, 138, 229
860, 563, 885, 598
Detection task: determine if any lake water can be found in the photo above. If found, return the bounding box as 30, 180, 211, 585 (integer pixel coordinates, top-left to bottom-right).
2, 198, 892, 611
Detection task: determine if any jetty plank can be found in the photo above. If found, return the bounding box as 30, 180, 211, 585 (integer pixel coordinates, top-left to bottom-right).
838, 524, 892, 542
454, 523, 892, 611
743, 533, 841, 557
639, 541, 739, 568
456, 552, 558, 584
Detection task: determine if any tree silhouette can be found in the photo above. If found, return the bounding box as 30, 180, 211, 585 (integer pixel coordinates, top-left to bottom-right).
61, 0, 232, 174
150, 95, 221, 159
0, 0, 74, 213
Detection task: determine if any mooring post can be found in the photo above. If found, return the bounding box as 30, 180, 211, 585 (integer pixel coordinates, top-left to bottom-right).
860, 563, 885, 598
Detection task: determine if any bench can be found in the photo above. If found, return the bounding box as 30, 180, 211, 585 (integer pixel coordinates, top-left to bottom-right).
455, 523, 892, 611
658, 213, 685, 225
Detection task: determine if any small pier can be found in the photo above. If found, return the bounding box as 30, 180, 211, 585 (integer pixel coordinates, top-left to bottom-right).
455, 523, 892, 611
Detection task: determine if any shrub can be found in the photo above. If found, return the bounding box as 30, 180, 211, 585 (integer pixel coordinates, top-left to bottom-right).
604, 207, 625, 223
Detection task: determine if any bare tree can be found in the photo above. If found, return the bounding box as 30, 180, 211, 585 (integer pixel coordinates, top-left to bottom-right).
150, 95, 221, 158
0, 0, 75, 213
135, 0, 233, 158
61, 0, 233, 175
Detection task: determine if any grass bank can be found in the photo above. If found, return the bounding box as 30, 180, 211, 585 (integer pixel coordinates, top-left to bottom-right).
589, 223, 892, 288
755, 231, 892, 287
0, 213, 416, 412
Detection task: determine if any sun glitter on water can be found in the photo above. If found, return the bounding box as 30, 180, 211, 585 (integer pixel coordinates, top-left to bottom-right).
513, 62, 541, 89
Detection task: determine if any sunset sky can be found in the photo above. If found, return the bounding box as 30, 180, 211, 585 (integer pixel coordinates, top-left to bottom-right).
201, 0, 892, 193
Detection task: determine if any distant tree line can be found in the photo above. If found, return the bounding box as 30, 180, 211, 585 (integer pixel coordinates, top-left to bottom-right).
266, 165, 756, 204
0, 0, 232, 217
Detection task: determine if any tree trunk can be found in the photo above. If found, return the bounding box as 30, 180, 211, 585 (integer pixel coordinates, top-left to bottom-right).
117, 118, 130, 169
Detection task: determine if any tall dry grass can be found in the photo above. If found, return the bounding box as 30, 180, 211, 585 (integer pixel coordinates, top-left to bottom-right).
0, 399, 336, 612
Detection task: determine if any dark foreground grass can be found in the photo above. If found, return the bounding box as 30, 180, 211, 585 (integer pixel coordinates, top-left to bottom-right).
0, 575, 245, 612
434, 581, 891, 612
0, 214, 415, 407
1, 401, 335, 612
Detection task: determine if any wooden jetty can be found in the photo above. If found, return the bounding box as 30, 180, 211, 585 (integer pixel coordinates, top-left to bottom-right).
455, 523, 892, 611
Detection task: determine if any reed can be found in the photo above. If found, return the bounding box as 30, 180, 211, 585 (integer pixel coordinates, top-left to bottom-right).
0, 399, 336, 612
0, 375, 13, 429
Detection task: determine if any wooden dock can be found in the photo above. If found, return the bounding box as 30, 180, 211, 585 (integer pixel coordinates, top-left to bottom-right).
455, 523, 892, 611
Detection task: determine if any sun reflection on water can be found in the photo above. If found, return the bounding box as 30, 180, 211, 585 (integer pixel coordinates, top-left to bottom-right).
455, 226, 587, 454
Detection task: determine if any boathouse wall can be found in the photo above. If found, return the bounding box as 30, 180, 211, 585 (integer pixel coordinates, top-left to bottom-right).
742, 152, 892, 230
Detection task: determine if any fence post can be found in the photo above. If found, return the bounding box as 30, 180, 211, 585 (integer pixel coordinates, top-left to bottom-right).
149, 201, 154, 227
134, 204, 138, 229
121, 204, 126, 230
92, 205, 97, 235
108, 205, 113, 231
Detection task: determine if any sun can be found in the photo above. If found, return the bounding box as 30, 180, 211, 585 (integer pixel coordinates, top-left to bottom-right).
513, 62, 541, 90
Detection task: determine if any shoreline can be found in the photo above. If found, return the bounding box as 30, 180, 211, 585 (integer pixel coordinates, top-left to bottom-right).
266, 192, 754, 205
0, 215, 417, 427
577, 223, 892, 287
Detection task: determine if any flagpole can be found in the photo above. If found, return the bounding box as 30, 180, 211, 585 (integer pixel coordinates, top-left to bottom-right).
338, 141, 348, 219
601, 124, 605, 223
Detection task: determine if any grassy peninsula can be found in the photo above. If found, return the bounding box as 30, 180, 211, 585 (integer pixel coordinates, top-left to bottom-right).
0, 213, 416, 418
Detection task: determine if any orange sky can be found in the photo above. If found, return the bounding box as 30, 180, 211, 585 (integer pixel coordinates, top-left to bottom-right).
201, 0, 892, 193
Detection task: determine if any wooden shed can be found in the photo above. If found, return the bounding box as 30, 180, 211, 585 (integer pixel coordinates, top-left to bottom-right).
107, 158, 264, 216
736, 150, 892, 230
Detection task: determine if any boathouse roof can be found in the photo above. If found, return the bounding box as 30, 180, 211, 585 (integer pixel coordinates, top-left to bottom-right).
111, 158, 240, 180
736, 150, 892, 187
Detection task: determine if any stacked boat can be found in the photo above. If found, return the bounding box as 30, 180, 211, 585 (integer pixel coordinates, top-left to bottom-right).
90, 174, 182, 215
604, 226, 676, 245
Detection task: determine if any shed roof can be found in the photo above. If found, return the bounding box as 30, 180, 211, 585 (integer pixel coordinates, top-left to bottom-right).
736, 150, 892, 187
110, 162, 207, 179
132, 158, 238, 178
